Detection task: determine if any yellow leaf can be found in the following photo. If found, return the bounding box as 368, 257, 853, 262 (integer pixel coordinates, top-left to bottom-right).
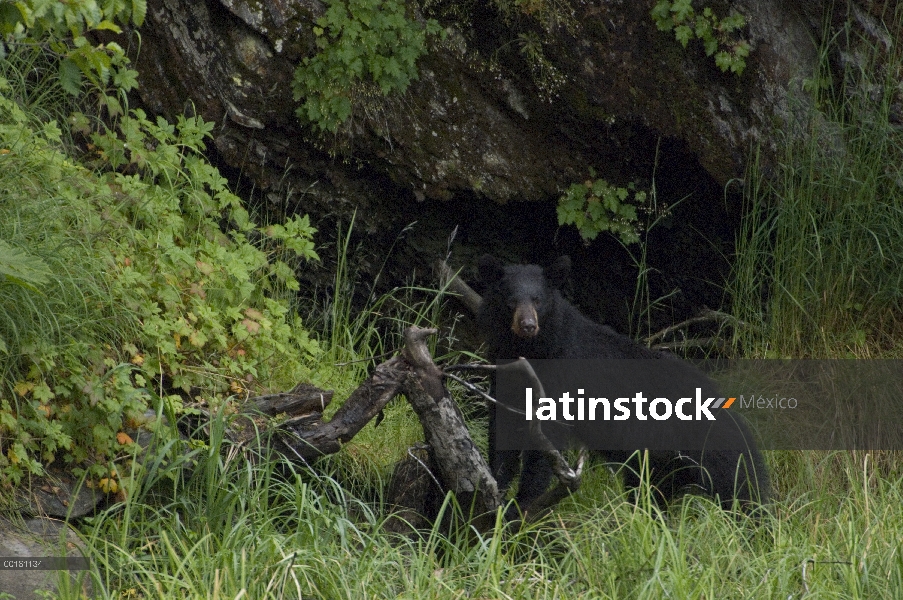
188, 331, 204, 348
98, 478, 119, 494
13, 381, 34, 397
117, 432, 134, 445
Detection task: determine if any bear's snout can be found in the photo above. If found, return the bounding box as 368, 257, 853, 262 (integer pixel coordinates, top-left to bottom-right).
511, 303, 539, 337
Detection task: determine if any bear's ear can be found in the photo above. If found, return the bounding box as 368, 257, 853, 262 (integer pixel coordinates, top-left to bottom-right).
478, 254, 505, 283
545, 256, 571, 289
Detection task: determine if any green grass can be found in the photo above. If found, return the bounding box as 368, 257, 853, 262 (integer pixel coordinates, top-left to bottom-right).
0, 150, 138, 382
312, 216, 469, 380
52, 432, 903, 598
0, 44, 81, 135
0, 46, 134, 377
728, 13, 903, 358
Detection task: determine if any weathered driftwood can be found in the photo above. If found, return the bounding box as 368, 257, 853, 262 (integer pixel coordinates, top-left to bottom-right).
217, 383, 338, 446
399, 327, 502, 523
436, 260, 482, 315
275, 357, 407, 462
250, 382, 334, 418
643, 308, 743, 352
226, 324, 581, 528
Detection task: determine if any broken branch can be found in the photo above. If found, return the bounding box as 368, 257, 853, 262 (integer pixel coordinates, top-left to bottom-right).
437, 260, 482, 315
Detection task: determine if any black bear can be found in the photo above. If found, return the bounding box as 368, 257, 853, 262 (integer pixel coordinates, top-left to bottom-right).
476, 254, 770, 514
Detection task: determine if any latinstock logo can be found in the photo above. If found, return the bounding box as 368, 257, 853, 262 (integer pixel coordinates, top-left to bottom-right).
495, 358, 903, 451
522, 387, 737, 422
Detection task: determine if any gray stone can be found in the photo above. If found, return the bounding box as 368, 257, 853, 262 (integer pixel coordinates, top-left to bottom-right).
14, 471, 103, 520
0, 517, 91, 599
132, 0, 826, 207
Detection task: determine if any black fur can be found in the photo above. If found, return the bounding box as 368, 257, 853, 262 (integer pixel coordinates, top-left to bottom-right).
477, 254, 770, 514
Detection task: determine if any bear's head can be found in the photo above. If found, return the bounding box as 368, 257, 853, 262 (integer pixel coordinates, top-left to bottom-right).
477, 255, 571, 339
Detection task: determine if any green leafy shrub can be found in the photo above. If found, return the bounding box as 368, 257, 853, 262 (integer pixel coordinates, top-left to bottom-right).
557, 172, 647, 244
89, 108, 321, 393
0, 68, 319, 485
292, 0, 442, 132
0, 0, 143, 106
651, 0, 751, 75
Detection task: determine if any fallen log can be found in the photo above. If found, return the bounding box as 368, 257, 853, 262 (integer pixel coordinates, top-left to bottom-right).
399, 327, 502, 524
217, 325, 581, 529
250, 382, 334, 418
436, 259, 481, 315
276, 357, 407, 462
